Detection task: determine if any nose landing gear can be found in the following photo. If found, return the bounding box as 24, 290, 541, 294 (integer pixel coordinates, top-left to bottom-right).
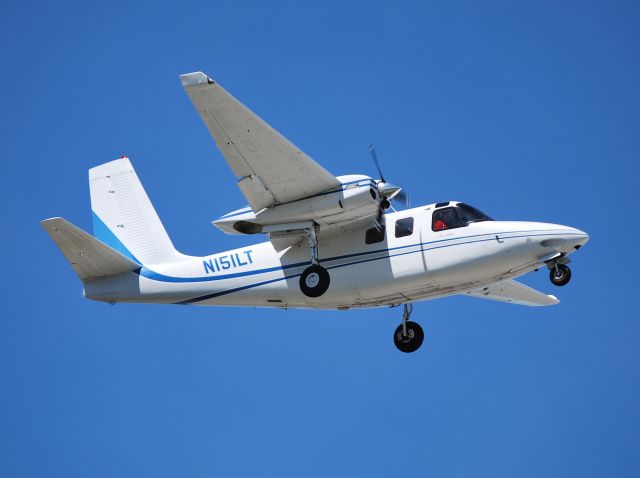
550, 263, 572, 286
299, 226, 330, 298
393, 303, 424, 353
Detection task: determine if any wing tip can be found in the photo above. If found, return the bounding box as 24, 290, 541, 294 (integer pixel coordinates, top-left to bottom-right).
41, 217, 65, 229
180, 71, 214, 87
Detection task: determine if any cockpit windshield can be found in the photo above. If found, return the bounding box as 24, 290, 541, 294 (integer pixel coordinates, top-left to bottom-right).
432, 203, 493, 231
456, 203, 493, 223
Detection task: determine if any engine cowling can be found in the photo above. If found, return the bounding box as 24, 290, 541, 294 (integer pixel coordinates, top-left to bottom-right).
213, 175, 381, 234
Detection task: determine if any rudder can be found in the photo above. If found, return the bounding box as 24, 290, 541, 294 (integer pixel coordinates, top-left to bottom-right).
89, 157, 178, 265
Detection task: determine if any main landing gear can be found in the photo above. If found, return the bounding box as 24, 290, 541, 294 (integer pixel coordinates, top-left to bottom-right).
550, 263, 572, 286
393, 303, 424, 353
299, 227, 330, 298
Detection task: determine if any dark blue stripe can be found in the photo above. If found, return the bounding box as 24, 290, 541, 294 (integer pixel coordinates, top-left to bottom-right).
140, 229, 580, 283
138, 260, 309, 282
174, 231, 584, 304
175, 272, 303, 304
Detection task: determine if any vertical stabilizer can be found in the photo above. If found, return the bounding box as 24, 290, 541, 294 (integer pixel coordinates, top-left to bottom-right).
89, 157, 178, 265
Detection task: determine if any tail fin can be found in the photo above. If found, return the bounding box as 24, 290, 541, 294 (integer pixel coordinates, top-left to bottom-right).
41, 217, 140, 281
89, 157, 178, 265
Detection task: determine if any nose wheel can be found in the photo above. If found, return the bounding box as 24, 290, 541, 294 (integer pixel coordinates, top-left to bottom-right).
393, 303, 424, 353
299, 226, 331, 298
550, 263, 571, 286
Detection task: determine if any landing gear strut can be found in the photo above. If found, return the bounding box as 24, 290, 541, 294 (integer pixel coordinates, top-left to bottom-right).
393, 303, 424, 353
299, 227, 330, 298
550, 263, 571, 286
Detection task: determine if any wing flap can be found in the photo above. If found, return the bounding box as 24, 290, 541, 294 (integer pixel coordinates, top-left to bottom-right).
41, 217, 140, 281
180, 72, 340, 211
237, 175, 275, 212
465, 280, 559, 307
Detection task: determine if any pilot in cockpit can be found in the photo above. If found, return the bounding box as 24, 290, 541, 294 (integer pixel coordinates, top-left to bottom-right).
433, 207, 457, 231
432, 203, 493, 232
433, 215, 448, 231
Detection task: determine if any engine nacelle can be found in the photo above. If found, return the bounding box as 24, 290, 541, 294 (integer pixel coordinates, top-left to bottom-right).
213, 175, 380, 234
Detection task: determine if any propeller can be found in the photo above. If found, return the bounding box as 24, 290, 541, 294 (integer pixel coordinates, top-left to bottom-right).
368, 144, 409, 228
369, 143, 386, 183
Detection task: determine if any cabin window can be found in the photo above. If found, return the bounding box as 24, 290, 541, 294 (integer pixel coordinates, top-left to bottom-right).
432, 207, 465, 231
365, 225, 385, 244
395, 217, 414, 238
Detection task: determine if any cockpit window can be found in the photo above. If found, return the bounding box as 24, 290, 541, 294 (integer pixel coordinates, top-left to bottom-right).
432, 204, 492, 232
432, 207, 464, 231
456, 203, 493, 223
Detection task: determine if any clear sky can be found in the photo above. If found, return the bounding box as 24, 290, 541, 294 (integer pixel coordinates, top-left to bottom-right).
2, 0, 639, 476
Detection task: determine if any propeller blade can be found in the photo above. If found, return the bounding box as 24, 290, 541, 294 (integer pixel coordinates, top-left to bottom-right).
368, 144, 386, 183
395, 189, 408, 206
367, 144, 409, 212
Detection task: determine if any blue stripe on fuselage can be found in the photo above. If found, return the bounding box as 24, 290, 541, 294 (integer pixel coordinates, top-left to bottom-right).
163, 230, 583, 304
139, 229, 580, 284
136, 230, 579, 304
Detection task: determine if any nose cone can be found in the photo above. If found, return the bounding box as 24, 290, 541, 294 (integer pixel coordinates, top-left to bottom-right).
378, 182, 401, 199
539, 225, 589, 252
564, 226, 589, 249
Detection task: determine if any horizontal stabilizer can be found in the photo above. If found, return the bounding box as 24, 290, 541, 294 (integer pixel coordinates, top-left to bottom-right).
465, 280, 559, 307
41, 217, 140, 281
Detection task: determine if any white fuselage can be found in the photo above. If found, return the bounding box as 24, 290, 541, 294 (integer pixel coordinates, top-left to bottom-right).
83, 205, 589, 310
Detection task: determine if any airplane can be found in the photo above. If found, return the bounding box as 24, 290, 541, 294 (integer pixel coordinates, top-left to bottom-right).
41, 71, 589, 353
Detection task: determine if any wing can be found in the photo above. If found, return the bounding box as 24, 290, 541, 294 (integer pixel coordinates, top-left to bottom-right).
465, 280, 559, 306
180, 72, 341, 211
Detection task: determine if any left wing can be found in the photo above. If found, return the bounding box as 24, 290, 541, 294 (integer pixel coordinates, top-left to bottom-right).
465, 280, 559, 306
180, 71, 341, 211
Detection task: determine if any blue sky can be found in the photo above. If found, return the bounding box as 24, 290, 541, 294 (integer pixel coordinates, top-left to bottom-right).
2, 0, 639, 476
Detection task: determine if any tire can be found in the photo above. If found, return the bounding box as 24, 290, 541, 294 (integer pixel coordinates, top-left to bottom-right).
299, 265, 331, 298
550, 264, 571, 286
394, 321, 424, 353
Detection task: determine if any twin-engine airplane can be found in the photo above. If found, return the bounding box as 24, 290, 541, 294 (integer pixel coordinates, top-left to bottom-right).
42, 71, 589, 352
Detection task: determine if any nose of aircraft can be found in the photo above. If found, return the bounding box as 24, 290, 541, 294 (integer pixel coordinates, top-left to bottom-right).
539, 224, 589, 252
564, 226, 589, 249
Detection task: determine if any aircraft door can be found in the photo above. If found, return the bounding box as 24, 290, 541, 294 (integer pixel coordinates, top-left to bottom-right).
355, 212, 437, 302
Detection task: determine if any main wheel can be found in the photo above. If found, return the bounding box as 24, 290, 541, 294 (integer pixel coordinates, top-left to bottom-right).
299, 265, 331, 298
550, 264, 571, 286
394, 321, 424, 353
